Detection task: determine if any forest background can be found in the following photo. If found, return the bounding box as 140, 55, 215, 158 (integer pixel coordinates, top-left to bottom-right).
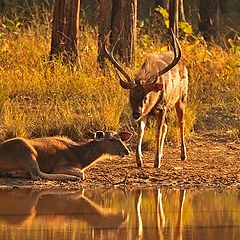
0, 0, 239, 146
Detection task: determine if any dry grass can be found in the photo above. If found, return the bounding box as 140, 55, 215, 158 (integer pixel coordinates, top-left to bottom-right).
0, 14, 239, 144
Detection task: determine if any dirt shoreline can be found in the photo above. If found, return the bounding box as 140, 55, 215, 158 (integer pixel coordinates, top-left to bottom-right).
0, 131, 239, 191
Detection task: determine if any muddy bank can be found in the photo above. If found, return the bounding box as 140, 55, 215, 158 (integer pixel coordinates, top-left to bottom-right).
0, 132, 239, 191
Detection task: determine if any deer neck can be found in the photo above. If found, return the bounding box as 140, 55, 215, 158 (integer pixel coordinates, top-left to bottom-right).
74, 141, 109, 170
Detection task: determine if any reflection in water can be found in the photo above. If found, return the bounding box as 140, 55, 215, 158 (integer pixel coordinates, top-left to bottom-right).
0, 188, 239, 240
135, 189, 186, 240
135, 190, 143, 239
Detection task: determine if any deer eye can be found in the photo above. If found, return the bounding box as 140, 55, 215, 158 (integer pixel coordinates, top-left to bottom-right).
143, 97, 148, 104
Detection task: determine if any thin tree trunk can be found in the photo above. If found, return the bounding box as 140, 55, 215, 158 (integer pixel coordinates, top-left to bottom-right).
111, 0, 124, 53
169, 0, 179, 37
198, 0, 220, 42
50, 0, 80, 65
179, 0, 186, 22
124, 0, 137, 65
97, 0, 112, 67
155, 0, 169, 9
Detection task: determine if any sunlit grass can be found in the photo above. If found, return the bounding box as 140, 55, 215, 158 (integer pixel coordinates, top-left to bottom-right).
0, 14, 239, 144
184, 39, 240, 135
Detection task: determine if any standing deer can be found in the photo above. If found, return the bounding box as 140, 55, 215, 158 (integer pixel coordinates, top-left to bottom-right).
105, 30, 188, 168
0, 131, 132, 181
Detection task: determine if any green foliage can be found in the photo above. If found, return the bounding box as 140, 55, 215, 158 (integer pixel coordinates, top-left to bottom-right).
140, 34, 151, 47
154, 6, 169, 28
154, 6, 193, 36
155, 6, 169, 20
179, 21, 193, 35
0, 17, 22, 36
227, 37, 240, 52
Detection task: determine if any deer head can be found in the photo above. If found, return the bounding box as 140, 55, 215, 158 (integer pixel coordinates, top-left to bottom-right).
104, 30, 181, 121
90, 131, 132, 157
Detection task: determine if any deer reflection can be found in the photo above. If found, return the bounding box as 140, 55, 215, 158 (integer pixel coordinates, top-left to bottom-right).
0, 189, 127, 229
135, 190, 143, 239
135, 189, 186, 240
174, 190, 186, 240
155, 189, 166, 240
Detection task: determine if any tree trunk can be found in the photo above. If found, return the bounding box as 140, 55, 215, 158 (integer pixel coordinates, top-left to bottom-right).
169, 0, 179, 37
198, 0, 220, 42
219, 0, 228, 14
179, 0, 186, 22
50, 0, 81, 65
97, 0, 112, 67
155, 0, 169, 9
111, 0, 137, 65
97, 0, 137, 67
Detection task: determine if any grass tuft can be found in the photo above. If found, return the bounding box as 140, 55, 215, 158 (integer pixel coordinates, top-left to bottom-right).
0, 14, 239, 144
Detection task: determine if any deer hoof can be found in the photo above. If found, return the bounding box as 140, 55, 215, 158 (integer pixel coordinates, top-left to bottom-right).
79, 172, 85, 180
137, 161, 142, 167
181, 155, 187, 161
154, 162, 161, 168
136, 155, 143, 167
82, 173, 85, 180
29, 173, 41, 181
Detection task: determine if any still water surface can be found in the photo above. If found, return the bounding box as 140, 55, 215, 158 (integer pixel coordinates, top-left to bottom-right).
0, 188, 239, 240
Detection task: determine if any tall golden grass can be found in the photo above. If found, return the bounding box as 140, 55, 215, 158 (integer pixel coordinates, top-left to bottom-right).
0, 14, 239, 144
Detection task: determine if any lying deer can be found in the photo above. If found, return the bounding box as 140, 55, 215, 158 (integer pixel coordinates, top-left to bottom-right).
105, 30, 188, 168
0, 131, 132, 181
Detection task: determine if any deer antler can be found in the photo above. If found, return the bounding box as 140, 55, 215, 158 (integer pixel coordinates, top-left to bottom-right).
144, 29, 182, 88
104, 32, 136, 89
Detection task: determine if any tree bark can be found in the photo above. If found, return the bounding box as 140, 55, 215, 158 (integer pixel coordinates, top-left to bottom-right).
155, 0, 169, 9
169, 0, 179, 37
97, 0, 112, 66
97, 0, 137, 67
179, 0, 186, 22
198, 0, 220, 42
50, 0, 81, 65
111, 0, 137, 65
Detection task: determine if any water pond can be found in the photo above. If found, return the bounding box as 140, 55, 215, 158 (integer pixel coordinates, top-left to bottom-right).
0, 188, 239, 240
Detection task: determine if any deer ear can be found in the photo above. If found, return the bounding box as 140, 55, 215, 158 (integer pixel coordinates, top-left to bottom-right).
95, 131, 105, 141
118, 132, 133, 142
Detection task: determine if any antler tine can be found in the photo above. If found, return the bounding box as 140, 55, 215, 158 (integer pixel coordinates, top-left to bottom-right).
104, 31, 116, 56
146, 29, 182, 85
171, 28, 182, 62
104, 32, 134, 84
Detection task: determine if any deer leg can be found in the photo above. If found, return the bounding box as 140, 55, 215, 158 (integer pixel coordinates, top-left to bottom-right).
154, 108, 167, 168
53, 167, 85, 180
136, 117, 146, 167
175, 101, 187, 161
